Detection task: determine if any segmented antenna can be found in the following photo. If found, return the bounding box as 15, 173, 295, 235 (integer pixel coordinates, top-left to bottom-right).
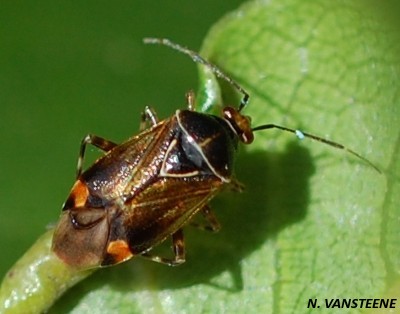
252, 124, 381, 173
143, 37, 250, 111
144, 37, 380, 174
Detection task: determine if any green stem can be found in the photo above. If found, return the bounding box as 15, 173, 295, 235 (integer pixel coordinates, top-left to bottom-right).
0, 230, 95, 313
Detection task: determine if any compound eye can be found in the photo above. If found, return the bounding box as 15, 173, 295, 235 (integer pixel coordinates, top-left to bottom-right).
223, 106, 254, 144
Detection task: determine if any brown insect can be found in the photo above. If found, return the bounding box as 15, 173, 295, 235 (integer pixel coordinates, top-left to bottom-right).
52, 38, 379, 269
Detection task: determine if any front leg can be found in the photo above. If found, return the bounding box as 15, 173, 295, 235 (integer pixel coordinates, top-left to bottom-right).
76, 134, 118, 178
139, 106, 159, 131
186, 90, 195, 111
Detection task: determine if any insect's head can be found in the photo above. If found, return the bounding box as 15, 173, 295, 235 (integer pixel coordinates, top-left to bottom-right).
222, 106, 254, 144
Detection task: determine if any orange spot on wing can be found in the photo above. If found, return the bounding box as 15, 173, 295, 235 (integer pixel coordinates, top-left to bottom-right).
70, 180, 89, 207
107, 240, 133, 264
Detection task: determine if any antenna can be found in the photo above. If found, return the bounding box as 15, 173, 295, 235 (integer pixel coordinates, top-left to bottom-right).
143, 37, 249, 111
252, 123, 381, 173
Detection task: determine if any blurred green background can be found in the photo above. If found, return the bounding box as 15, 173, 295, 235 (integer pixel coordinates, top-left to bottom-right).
0, 1, 245, 278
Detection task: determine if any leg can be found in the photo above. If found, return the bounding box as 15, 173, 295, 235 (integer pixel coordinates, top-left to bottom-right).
229, 178, 245, 193
186, 90, 195, 111
190, 205, 221, 232
76, 134, 118, 178
139, 106, 159, 131
140, 229, 185, 266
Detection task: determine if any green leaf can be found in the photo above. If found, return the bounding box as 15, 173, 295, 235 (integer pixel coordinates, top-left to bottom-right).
198, 0, 400, 313
2, 0, 399, 313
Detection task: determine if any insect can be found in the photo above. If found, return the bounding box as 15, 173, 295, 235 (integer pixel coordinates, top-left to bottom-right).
52, 38, 379, 269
